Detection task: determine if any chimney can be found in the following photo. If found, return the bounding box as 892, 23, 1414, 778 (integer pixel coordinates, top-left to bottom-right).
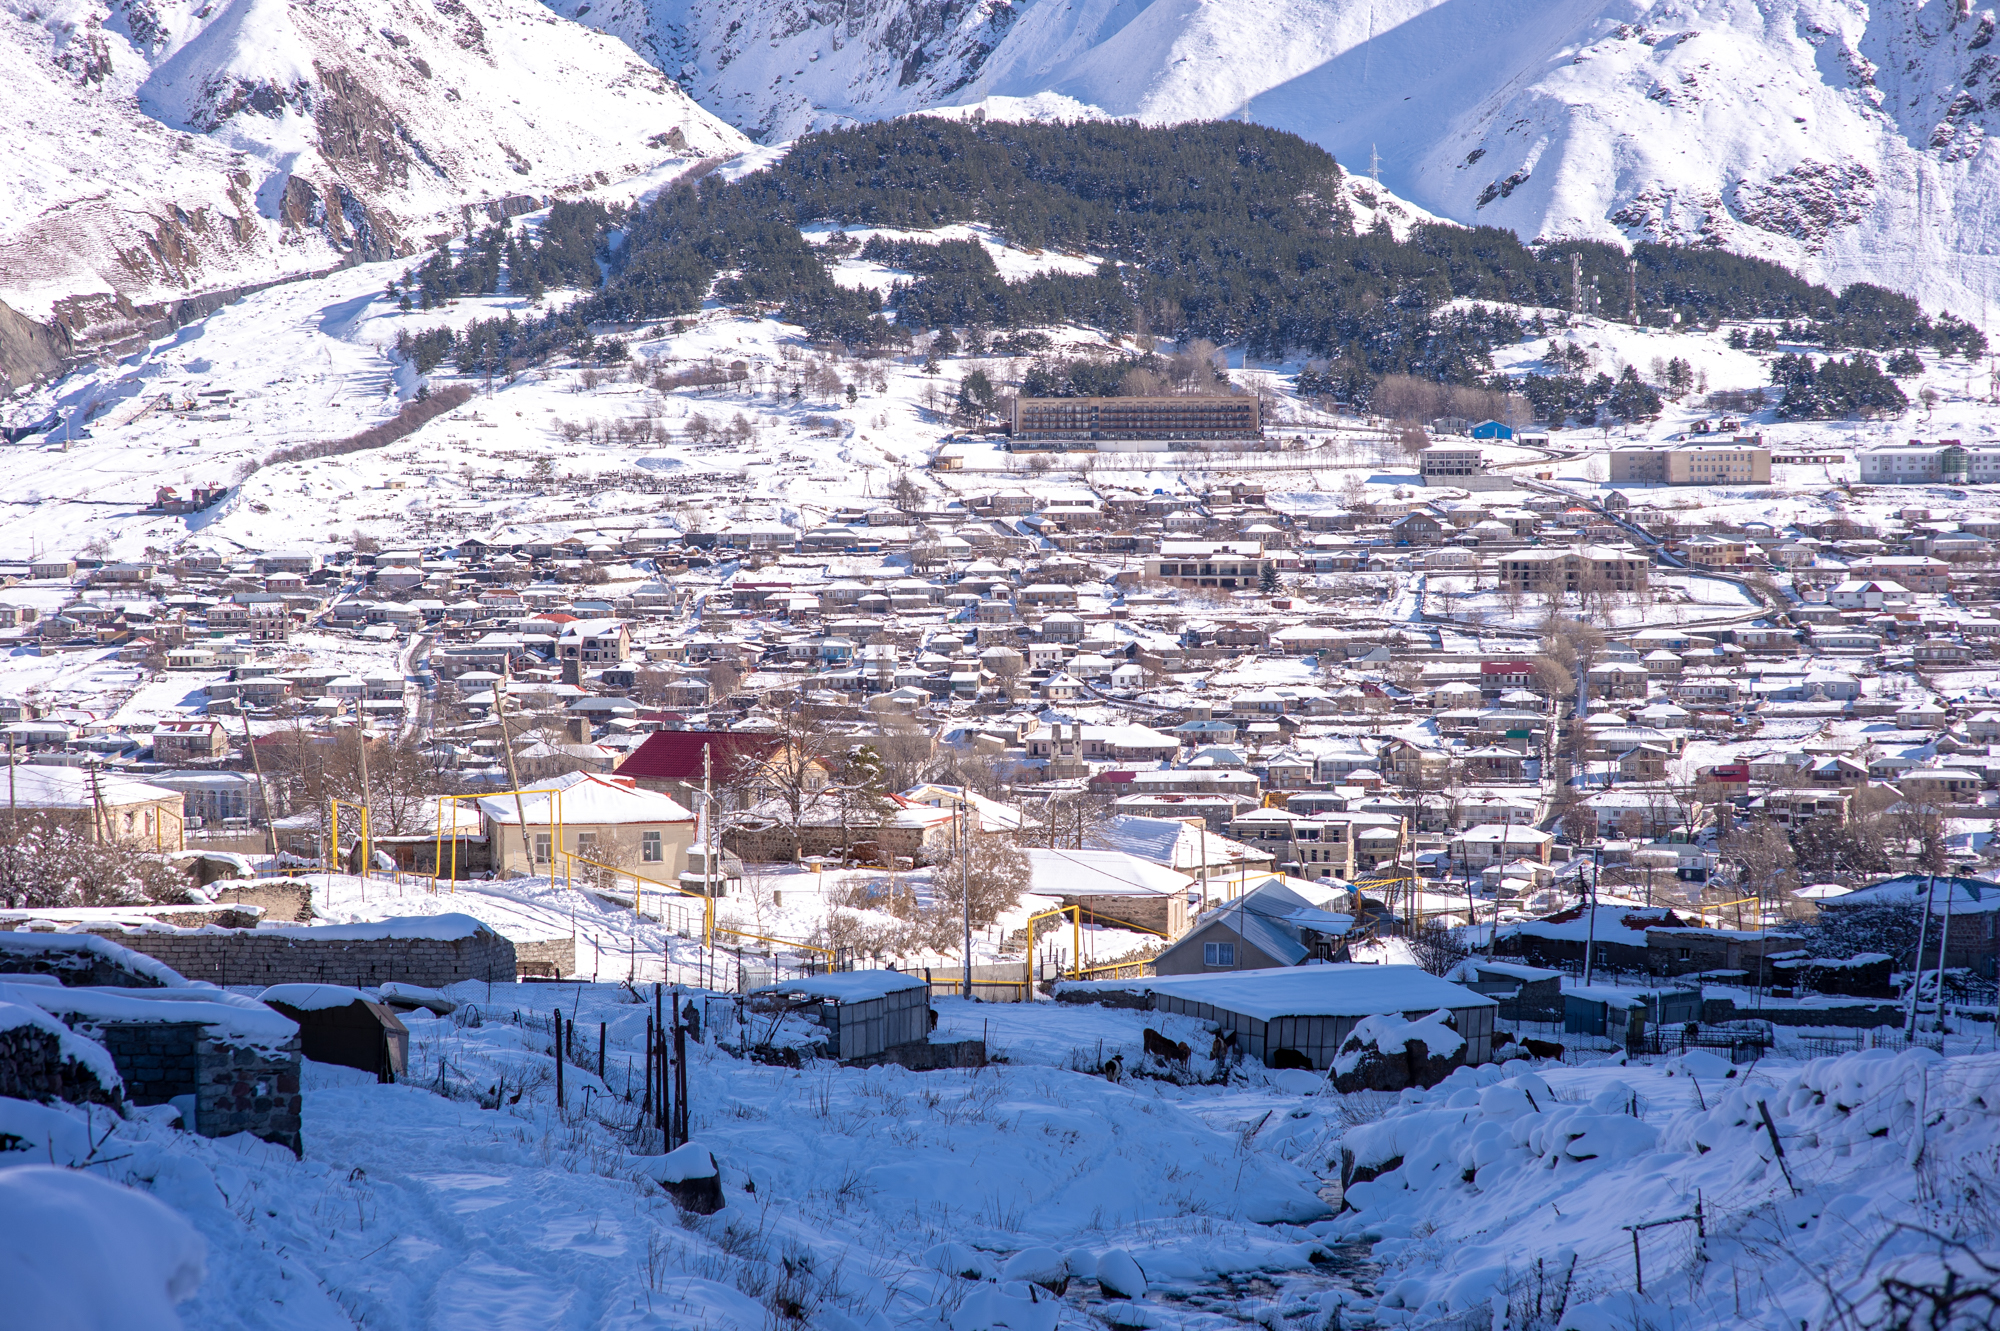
566, 715, 591, 744
561, 656, 582, 687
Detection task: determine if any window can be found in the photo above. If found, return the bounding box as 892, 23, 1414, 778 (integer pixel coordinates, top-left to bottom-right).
575, 831, 599, 861
1203, 941, 1235, 967
642, 830, 663, 863
533, 833, 552, 864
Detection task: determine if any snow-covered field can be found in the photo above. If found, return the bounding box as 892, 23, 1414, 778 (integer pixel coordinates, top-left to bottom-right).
12, 976, 2000, 1331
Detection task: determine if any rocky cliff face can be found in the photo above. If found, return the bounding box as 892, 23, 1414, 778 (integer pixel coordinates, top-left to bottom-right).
552, 0, 2000, 319
0, 0, 746, 387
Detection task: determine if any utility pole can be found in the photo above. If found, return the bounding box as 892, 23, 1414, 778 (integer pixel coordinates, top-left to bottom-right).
1907, 873, 1933, 1040
87, 761, 107, 846
1582, 846, 1600, 988
239, 713, 277, 860
960, 800, 973, 999
353, 699, 372, 876
702, 743, 714, 901
491, 680, 537, 873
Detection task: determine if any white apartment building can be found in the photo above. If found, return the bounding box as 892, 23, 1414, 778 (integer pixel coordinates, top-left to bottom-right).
1858, 441, 2000, 484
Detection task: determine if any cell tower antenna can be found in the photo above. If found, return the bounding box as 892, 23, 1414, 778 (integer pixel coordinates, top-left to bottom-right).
1370, 144, 1382, 183
1628, 257, 1639, 324
1569, 252, 1584, 321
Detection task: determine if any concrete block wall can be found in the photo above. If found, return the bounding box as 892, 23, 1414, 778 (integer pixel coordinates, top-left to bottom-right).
80, 928, 520, 989
99, 1021, 203, 1105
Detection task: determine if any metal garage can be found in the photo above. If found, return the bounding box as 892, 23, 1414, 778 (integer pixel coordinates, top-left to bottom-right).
1069, 964, 1497, 1071
750, 970, 931, 1061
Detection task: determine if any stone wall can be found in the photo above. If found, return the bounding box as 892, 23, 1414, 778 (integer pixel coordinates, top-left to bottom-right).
213, 881, 316, 923
514, 936, 576, 978
0, 1022, 120, 1107
197, 1039, 303, 1156
0, 932, 173, 987
81, 927, 519, 988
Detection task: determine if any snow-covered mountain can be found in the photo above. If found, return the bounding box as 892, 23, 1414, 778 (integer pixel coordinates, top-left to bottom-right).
554, 0, 2000, 319
0, 0, 744, 387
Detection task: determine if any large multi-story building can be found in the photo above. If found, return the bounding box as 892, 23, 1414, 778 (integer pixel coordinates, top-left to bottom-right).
1419, 443, 1484, 479
1607, 439, 1771, 484
1012, 395, 1260, 441
1498, 545, 1651, 595
1144, 540, 1269, 590
1857, 441, 2000, 484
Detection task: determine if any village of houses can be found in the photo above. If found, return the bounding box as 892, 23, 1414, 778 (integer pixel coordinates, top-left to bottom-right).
9, 340, 2000, 1327
4, 387, 2000, 1056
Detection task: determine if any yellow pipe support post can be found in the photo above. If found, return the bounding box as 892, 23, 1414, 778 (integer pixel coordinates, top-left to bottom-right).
429, 788, 566, 893
1022, 903, 1084, 988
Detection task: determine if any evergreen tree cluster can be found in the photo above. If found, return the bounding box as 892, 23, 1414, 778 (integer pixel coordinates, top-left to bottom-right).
1770, 352, 1911, 420
391, 118, 1982, 387
1507, 364, 1661, 425
394, 202, 619, 311
1018, 354, 1166, 398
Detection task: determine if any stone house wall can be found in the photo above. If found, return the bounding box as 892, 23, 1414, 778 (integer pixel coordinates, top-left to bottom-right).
0, 1021, 120, 1106
197, 1039, 303, 1156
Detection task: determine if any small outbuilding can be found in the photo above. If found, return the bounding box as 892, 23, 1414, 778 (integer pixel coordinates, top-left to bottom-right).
748, 971, 931, 1062
260, 984, 410, 1082
1061, 964, 1497, 1071
1452, 959, 1564, 1021
1563, 985, 1702, 1048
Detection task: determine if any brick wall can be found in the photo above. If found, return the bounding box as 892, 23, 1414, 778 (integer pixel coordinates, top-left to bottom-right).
80, 928, 520, 989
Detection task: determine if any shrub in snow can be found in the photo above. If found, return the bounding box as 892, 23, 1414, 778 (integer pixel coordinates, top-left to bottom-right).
950, 1281, 1059, 1331
1094, 1248, 1148, 1299
1331, 1010, 1463, 1093
0, 1165, 205, 1330
1663, 1050, 1736, 1081
998, 1246, 1069, 1293
925, 1242, 998, 1281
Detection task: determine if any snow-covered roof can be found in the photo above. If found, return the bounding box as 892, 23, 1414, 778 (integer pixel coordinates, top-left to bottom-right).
0, 766, 183, 809
750, 970, 926, 1003
258, 983, 378, 1011
477, 771, 693, 826
0, 980, 298, 1047
1068, 963, 1496, 1022
0, 930, 191, 986
1025, 848, 1194, 898
1086, 815, 1273, 871
1832, 873, 2000, 914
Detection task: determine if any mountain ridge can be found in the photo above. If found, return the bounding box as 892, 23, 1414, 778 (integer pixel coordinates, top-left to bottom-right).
0, 0, 745, 388
544, 0, 2000, 322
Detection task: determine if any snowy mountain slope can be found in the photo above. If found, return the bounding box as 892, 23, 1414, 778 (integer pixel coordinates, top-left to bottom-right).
556, 0, 2000, 319
0, 0, 745, 385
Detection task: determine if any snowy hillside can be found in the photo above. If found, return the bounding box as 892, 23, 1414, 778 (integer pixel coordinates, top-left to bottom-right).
0, 0, 744, 383
552, 0, 2000, 319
